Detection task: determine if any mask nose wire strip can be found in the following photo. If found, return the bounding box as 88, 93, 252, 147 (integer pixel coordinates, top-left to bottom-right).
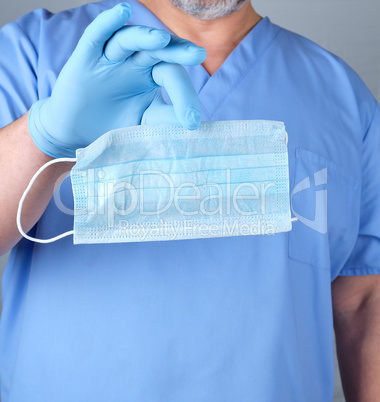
17, 157, 77, 243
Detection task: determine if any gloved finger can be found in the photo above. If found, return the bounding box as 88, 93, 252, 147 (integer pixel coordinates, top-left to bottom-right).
152, 62, 201, 130
103, 25, 171, 63
76, 3, 132, 59
130, 36, 207, 67
141, 91, 178, 125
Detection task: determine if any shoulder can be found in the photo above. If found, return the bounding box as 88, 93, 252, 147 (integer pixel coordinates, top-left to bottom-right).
3, 0, 117, 48
0, 1, 118, 126
272, 22, 377, 129
275, 25, 374, 98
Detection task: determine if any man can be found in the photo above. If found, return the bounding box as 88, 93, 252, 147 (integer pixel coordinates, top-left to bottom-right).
0, 0, 379, 400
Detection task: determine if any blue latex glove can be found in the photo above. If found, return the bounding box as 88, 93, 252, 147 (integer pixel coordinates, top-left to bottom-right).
28, 2, 207, 158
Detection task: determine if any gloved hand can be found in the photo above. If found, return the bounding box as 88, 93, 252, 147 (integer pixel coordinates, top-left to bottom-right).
28, 2, 207, 158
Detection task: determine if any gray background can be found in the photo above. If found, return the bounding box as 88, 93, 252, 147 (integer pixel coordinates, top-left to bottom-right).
1, 0, 380, 400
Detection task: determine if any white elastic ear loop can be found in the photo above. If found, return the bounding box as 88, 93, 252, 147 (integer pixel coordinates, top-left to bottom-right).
17, 157, 77, 243
285, 130, 298, 224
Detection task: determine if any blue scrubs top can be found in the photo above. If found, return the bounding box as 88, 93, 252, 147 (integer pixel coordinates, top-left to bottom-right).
1, 1, 380, 400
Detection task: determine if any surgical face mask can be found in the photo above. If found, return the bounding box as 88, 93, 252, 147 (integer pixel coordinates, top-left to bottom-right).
17, 120, 296, 244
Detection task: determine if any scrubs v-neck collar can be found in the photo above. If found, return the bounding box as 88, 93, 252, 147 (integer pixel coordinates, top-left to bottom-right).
126, 0, 281, 117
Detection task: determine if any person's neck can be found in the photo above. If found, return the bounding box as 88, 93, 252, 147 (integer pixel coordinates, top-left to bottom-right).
137, 0, 262, 75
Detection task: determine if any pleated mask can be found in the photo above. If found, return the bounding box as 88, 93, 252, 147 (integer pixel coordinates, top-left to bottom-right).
17, 120, 296, 244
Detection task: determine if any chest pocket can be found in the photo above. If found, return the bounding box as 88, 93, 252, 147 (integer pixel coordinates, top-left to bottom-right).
288, 148, 359, 271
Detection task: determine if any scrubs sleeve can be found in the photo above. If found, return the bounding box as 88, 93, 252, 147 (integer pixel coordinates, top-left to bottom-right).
0, 16, 40, 128
340, 102, 380, 276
